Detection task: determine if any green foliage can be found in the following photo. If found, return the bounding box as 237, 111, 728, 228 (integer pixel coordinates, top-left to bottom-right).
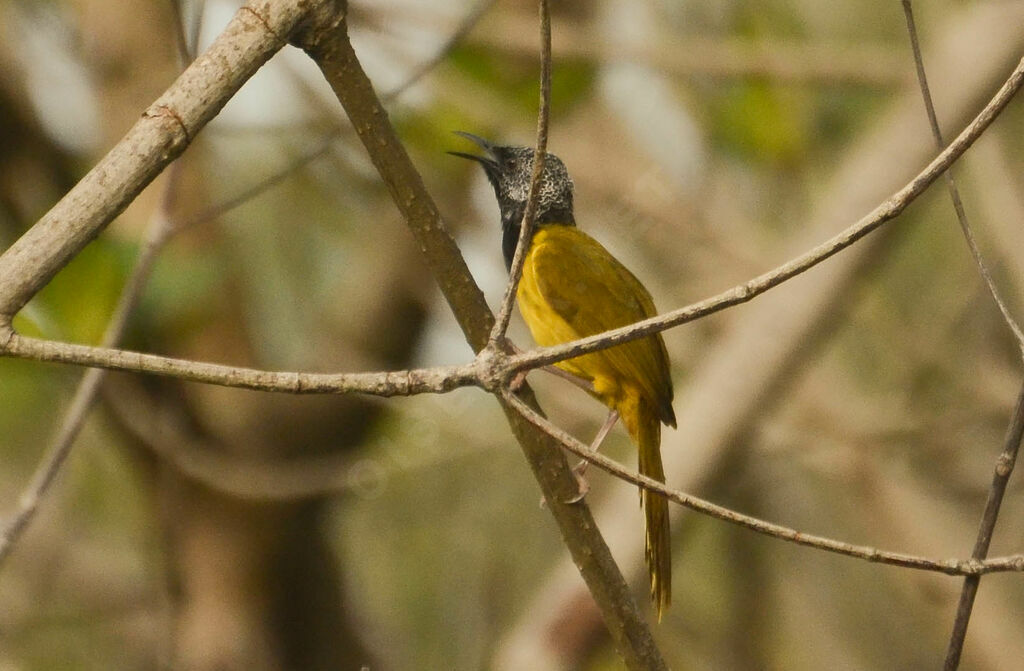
32, 239, 133, 343
450, 45, 594, 117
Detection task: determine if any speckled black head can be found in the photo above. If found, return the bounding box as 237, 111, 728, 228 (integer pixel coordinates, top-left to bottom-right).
450, 131, 575, 269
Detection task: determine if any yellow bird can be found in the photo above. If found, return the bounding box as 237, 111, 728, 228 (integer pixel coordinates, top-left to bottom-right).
452, 133, 676, 616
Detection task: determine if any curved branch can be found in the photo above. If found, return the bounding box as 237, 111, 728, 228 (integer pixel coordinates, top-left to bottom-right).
901, 2, 1024, 356
507, 57, 1024, 374
501, 390, 1024, 577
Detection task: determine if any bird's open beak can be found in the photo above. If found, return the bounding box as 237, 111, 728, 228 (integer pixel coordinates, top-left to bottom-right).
448, 131, 498, 167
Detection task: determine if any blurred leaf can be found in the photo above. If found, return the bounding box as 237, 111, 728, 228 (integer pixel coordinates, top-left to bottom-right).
449, 45, 594, 116
32, 239, 132, 343
709, 80, 808, 164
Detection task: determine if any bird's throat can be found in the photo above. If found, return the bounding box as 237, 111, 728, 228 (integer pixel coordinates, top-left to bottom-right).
500, 206, 575, 271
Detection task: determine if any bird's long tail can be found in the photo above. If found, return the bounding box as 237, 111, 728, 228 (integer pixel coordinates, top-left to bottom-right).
625, 395, 671, 620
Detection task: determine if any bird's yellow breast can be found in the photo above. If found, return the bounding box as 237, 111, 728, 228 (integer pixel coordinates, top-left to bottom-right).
516, 225, 673, 420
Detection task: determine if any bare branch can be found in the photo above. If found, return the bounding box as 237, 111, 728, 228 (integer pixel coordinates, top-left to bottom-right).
0, 0, 320, 323
0, 331, 481, 396
898, 5, 1024, 667
487, 0, 551, 347
0, 165, 183, 567
294, 8, 667, 668
901, 1, 1024, 356
507, 56, 1024, 374
500, 390, 1024, 577
943, 380, 1024, 668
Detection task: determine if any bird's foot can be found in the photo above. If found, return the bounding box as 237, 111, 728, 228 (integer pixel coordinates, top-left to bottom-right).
565, 461, 591, 503
509, 369, 529, 393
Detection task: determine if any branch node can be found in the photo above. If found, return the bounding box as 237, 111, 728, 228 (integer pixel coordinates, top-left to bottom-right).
290, 0, 346, 54
995, 451, 1015, 476
473, 345, 509, 393
239, 5, 284, 43
962, 558, 984, 575
143, 104, 191, 145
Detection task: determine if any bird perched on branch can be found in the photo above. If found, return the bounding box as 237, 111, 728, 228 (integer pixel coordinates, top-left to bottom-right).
451, 132, 676, 617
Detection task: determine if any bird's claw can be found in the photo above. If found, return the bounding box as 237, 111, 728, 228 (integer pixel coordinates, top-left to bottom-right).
565, 460, 591, 503
509, 369, 528, 392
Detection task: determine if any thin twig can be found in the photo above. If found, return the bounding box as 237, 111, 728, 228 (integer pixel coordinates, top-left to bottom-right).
0, 0, 209, 567
0, 167, 180, 566
500, 389, 1024, 577
901, 0, 1024, 356
899, 6, 1024, 666
0, 332, 481, 396
943, 380, 1024, 669
184, 139, 334, 229
507, 56, 1024, 374
487, 0, 551, 347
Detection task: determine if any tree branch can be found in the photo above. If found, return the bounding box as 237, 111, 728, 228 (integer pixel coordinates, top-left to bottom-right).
500, 390, 1024, 577
943, 380, 1024, 668
898, 5, 1024, 667
0, 0, 319, 323
0, 331, 481, 396
506, 56, 1024, 374
292, 7, 667, 669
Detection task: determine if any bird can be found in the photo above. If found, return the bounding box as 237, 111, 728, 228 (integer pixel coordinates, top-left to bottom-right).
450, 132, 676, 617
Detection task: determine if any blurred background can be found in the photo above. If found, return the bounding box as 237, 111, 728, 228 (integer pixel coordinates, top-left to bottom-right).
2, 0, 1024, 669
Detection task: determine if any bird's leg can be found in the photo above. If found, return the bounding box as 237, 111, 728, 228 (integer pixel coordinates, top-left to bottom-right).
566, 409, 619, 503
541, 364, 595, 393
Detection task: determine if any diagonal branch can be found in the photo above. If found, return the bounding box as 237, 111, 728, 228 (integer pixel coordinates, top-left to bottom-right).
0, 0, 320, 324
506, 56, 1024, 374
898, 7, 1024, 667
487, 0, 551, 347
500, 389, 1024, 577
0, 0, 303, 569
292, 6, 666, 669
0, 168, 182, 567
943, 380, 1024, 669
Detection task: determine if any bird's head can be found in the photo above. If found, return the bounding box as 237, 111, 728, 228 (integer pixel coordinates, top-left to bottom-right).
449, 132, 575, 230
